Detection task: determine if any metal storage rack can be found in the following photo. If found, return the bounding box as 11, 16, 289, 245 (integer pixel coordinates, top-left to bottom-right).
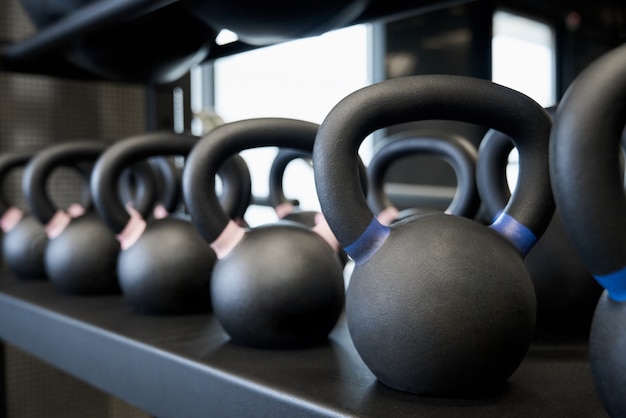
0, 275, 609, 417
0, 0, 612, 416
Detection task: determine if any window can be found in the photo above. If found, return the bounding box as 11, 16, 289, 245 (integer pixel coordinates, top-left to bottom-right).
492, 10, 556, 190
195, 24, 374, 225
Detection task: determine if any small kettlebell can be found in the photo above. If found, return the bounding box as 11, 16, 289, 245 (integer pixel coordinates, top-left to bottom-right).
22, 141, 153, 295
0, 151, 49, 279
90, 131, 251, 315
550, 42, 626, 418
367, 130, 480, 225
183, 118, 346, 348
314, 75, 554, 396
477, 124, 603, 340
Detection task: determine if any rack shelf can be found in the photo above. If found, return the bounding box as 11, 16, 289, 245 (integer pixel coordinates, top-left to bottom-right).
0, 0, 469, 82
0, 274, 609, 417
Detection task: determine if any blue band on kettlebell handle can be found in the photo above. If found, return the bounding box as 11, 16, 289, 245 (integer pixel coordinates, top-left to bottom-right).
489, 213, 538, 256
594, 268, 626, 302
345, 218, 391, 265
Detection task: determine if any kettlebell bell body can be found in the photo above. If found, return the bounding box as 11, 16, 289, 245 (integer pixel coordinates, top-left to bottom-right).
314, 75, 554, 396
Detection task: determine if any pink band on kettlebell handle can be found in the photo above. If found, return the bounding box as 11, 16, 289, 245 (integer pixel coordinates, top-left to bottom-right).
376, 206, 400, 226
0, 207, 24, 233
153, 204, 169, 220
211, 220, 246, 259
45, 210, 72, 239
274, 202, 295, 219
66, 203, 85, 218
312, 212, 341, 253
117, 204, 147, 250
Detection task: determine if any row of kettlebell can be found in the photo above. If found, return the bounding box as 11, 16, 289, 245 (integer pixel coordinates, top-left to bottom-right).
0, 70, 608, 404
0, 140, 252, 314
1, 119, 597, 343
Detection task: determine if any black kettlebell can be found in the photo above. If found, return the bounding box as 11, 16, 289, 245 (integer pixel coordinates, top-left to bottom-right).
216, 152, 253, 228
183, 118, 346, 348
119, 157, 181, 221
314, 75, 554, 396
0, 151, 48, 279
143, 154, 252, 225
90, 132, 251, 315
367, 130, 480, 225
22, 141, 153, 295
269, 147, 369, 226
550, 42, 626, 418
477, 124, 603, 340
149, 157, 183, 220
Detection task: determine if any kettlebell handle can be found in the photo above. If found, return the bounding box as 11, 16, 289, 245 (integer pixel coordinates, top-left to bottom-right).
183, 118, 321, 244
91, 132, 199, 233
314, 75, 554, 262
91, 132, 253, 234
0, 151, 33, 216
117, 162, 159, 218
367, 131, 480, 218
269, 148, 369, 213
22, 141, 109, 225
477, 107, 558, 222
269, 148, 311, 208
476, 129, 513, 220
150, 157, 182, 214
218, 152, 252, 222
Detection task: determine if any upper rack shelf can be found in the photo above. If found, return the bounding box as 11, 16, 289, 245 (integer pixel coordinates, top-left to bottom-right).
0, 0, 469, 83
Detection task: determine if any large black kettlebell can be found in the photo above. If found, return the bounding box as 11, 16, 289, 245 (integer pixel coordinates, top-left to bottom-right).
183, 118, 346, 348
0, 151, 48, 279
22, 141, 153, 294
367, 130, 480, 225
477, 124, 603, 339
550, 42, 626, 418
90, 131, 251, 315
314, 75, 554, 396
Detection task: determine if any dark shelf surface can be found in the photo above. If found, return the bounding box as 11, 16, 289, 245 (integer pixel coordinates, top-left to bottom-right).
0, 273, 609, 417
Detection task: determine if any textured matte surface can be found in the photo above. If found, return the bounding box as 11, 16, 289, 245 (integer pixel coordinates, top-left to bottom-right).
0, 273, 609, 417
